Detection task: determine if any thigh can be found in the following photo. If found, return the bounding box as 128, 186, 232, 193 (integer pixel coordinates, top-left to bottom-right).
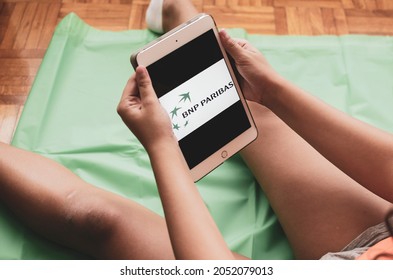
0, 142, 247, 260
0, 142, 173, 259
241, 102, 392, 259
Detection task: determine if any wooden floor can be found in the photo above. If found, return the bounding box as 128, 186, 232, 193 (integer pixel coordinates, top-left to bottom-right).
1, 0, 393, 144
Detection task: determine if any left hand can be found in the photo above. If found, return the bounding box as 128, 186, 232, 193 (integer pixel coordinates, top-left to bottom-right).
117, 66, 175, 151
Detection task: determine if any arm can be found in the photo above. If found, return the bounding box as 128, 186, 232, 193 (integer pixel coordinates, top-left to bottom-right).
220, 30, 393, 203
117, 66, 234, 259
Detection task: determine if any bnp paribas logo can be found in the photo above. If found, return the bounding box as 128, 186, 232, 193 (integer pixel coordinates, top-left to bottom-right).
170, 92, 192, 131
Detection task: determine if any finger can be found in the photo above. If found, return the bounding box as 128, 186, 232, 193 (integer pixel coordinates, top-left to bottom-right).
117, 74, 138, 116
219, 29, 244, 60
235, 38, 259, 53
135, 66, 158, 102
120, 73, 138, 100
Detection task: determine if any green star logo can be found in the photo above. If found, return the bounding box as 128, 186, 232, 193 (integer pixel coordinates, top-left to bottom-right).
172, 123, 180, 130
179, 92, 191, 103
169, 91, 193, 134
170, 106, 181, 119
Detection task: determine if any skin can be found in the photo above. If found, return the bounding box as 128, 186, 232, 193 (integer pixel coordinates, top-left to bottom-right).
0, 0, 392, 260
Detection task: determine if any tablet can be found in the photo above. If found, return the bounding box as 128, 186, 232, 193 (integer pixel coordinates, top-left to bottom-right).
130, 13, 257, 181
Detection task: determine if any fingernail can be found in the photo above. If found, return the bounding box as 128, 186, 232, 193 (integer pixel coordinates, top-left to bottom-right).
136, 66, 145, 75
137, 66, 149, 79
220, 29, 229, 39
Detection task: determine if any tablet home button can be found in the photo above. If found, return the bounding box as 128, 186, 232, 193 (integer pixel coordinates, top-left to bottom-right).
221, 150, 228, 158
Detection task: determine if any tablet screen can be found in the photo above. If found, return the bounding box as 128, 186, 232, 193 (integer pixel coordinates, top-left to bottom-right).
147, 29, 251, 169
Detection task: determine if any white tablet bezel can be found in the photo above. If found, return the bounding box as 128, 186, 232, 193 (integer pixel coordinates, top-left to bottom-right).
131, 13, 257, 181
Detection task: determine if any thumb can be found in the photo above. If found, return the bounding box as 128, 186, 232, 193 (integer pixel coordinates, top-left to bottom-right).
219, 29, 244, 61
135, 66, 158, 102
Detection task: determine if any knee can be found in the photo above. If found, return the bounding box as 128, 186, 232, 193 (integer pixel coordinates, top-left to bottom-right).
64, 191, 123, 247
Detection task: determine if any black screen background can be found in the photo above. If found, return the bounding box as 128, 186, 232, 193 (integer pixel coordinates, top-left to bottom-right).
147, 29, 250, 169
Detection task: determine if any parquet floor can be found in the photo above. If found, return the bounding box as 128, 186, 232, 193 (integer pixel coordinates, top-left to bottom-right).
1, 0, 393, 144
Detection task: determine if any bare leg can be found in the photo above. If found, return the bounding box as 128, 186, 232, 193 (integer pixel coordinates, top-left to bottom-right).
0, 142, 176, 259
0, 145, 248, 259
161, 0, 198, 32
241, 102, 392, 259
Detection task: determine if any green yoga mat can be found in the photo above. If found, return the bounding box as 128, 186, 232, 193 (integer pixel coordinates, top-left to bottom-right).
3, 13, 393, 260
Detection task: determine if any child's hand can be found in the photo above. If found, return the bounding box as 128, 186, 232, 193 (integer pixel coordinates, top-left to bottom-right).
219, 30, 283, 105
117, 66, 175, 151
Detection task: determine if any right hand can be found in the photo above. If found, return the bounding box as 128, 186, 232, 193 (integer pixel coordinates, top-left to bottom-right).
219, 30, 282, 105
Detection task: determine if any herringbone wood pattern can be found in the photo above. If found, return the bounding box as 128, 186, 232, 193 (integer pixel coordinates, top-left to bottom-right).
1, 0, 393, 144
